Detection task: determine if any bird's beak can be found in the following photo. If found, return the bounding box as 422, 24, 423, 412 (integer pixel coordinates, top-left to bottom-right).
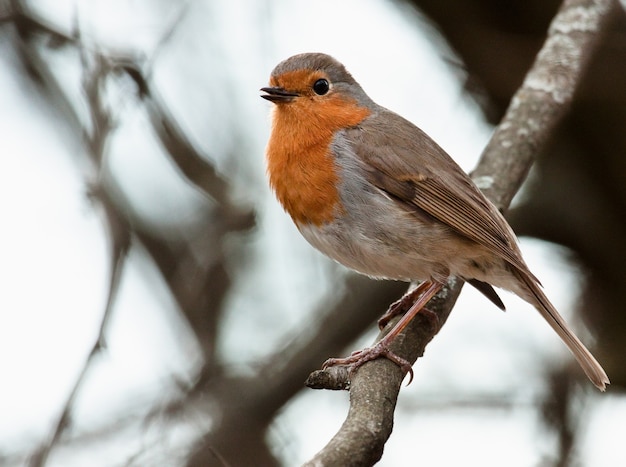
260, 87, 299, 103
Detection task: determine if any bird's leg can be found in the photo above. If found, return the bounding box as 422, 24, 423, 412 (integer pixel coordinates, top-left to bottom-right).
378, 281, 438, 329
322, 280, 444, 384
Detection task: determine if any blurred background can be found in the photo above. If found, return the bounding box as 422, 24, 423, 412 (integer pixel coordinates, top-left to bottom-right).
1, 0, 625, 466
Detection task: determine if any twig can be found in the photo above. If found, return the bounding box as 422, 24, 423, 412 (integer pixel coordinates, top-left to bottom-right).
7, 6, 258, 464
304, 0, 618, 465
28, 43, 130, 467
304, 281, 462, 466
28, 216, 129, 467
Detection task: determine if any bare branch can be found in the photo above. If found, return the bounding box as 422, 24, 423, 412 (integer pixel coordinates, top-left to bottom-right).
304, 0, 618, 464
28, 45, 130, 467
472, 0, 620, 209
5, 2, 256, 463
304, 280, 462, 466
28, 216, 129, 467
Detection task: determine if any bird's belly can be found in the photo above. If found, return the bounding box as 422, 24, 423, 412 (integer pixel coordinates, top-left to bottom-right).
296, 201, 469, 283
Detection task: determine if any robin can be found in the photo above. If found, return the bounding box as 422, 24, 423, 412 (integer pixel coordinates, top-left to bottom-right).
260, 52, 609, 390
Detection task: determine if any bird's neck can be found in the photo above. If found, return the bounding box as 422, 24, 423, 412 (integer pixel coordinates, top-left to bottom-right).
266, 97, 370, 226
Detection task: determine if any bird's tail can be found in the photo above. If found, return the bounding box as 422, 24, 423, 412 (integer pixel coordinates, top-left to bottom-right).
513, 269, 609, 391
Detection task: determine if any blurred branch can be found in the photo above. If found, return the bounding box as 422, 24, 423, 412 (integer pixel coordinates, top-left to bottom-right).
7, 0, 255, 341
109, 58, 255, 364
29, 48, 130, 467
4, 0, 75, 44
471, 0, 619, 210
114, 58, 247, 212
28, 203, 130, 467
541, 369, 578, 467
183, 275, 406, 466
304, 0, 618, 465
3, 1, 255, 464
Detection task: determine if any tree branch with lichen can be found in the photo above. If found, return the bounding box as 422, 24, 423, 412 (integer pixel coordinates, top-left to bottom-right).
303, 0, 618, 465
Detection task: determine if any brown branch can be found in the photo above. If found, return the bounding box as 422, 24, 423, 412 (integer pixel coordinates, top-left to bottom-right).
184, 275, 406, 466
304, 0, 618, 465
304, 281, 462, 466
28, 42, 130, 467
28, 204, 129, 467
6, 3, 255, 463
471, 0, 620, 209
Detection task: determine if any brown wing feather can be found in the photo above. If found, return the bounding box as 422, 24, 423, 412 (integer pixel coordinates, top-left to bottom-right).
414, 176, 531, 274
351, 109, 537, 281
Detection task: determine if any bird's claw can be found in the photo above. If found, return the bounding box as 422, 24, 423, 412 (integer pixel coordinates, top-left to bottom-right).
322, 342, 414, 385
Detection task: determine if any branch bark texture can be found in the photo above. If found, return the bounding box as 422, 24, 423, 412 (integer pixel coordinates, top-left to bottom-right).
304, 0, 618, 465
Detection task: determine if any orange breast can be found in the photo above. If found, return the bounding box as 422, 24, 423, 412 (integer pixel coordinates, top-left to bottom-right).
266, 94, 370, 226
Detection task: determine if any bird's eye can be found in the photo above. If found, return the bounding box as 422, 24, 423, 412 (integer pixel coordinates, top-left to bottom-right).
313, 78, 330, 95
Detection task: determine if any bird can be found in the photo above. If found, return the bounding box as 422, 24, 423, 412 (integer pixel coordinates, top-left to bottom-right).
260, 52, 609, 391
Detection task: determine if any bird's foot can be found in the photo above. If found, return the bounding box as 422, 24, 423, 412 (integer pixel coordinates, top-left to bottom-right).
322, 341, 415, 384
378, 292, 417, 329
379, 301, 440, 333
378, 282, 440, 331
